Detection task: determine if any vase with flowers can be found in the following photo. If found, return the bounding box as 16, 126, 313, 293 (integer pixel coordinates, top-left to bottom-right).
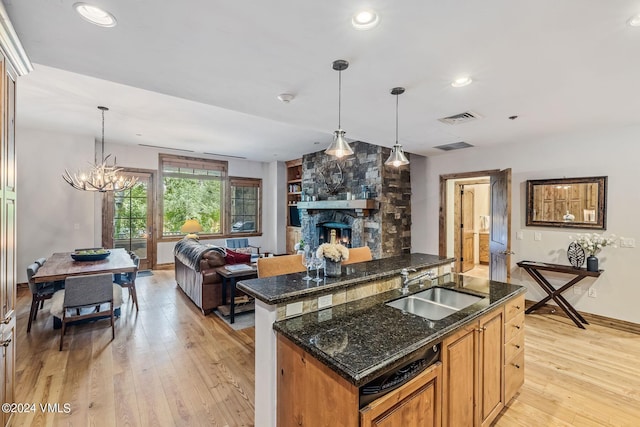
569, 233, 616, 272
316, 230, 350, 277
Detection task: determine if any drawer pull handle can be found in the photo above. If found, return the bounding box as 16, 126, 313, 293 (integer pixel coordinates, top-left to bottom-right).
515, 344, 521, 349
515, 305, 521, 310
513, 363, 520, 369
0, 339, 10, 347
514, 325, 521, 330
0, 316, 10, 325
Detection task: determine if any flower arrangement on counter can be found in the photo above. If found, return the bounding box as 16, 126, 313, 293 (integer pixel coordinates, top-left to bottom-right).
569, 233, 617, 256
316, 229, 350, 263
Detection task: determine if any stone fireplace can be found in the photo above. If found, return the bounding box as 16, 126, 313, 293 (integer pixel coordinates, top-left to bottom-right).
297, 141, 411, 259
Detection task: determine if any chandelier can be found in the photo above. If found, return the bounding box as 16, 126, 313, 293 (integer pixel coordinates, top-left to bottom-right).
63, 106, 137, 192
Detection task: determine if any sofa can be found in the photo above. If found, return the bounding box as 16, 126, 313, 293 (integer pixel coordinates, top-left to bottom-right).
174, 238, 229, 314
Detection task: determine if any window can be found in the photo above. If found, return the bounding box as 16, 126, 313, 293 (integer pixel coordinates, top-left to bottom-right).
230, 178, 261, 234
160, 154, 226, 238
159, 154, 262, 239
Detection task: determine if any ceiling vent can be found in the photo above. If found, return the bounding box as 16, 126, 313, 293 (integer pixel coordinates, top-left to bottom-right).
438, 111, 482, 125
434, 141, 474, 151
203, 152, 247, 159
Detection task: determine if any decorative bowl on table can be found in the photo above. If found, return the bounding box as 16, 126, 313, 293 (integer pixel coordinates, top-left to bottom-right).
70, 248, 111, 261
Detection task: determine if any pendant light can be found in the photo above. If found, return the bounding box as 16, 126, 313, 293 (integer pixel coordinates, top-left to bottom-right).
62, 106, 138, 192
385, 87, 410, 167
325, 59, 354, 158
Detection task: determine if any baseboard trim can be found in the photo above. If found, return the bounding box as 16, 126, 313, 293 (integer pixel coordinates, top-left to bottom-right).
525, 299, 640, 335
154, 263, 174, 271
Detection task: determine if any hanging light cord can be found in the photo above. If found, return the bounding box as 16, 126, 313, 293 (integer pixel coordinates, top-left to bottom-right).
338, 69, 342, 129
395, 92, 399, 144
100, 107, 105, 163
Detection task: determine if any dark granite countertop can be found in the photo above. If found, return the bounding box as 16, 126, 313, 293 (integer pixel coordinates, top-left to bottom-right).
273, 274, 526, 387
237, 253, 454, 305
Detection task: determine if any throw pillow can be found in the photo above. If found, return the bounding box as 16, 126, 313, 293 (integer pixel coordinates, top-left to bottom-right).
225, 249, 251, 264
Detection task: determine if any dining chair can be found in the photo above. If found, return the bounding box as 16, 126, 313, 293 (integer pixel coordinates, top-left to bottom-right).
342, 246, 373, 265
26, 263, 56, 333
114, 255, 140, 311
257, 254, 305, 278
60, 273, 115, 351
34, 257, 47, 267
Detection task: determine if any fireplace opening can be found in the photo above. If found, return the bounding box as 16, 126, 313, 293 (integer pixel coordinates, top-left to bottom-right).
318, 222, 352, 247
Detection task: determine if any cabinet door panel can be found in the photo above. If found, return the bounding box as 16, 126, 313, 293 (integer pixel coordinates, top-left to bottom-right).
479, 310, 504, 426
442, 326, 476, 427
361, 363, 441, 427
505, 312, 524, 342
505, 330, 525, 362
504, 295, 524, 321
505, 350, 525, 402
367, 383, 437, 427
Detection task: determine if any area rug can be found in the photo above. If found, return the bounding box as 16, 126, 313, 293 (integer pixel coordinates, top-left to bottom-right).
137, 270, 153, 277
213, 309, 255, 331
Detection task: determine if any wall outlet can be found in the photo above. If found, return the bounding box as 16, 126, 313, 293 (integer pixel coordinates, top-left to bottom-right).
588, 288, 597, 298
318, 294, 333, 309
573, 286, 583, 295
620, 237, 636, 248
285, 301, 303, 317
534, 232, 542, 241
516, 231, 524, 240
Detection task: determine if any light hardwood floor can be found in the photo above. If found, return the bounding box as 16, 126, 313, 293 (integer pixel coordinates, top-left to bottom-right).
13, 270, 640, 426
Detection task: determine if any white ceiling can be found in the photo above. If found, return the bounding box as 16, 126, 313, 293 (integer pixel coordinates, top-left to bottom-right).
4, 0, 640, 162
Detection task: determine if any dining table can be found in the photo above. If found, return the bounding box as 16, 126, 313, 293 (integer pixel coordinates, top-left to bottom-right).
32, 248, 136, 284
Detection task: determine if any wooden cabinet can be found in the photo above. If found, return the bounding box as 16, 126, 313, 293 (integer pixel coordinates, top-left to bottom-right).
278, 333, 442, 427
285, 226, 301, 255
285, 159, 303, 254
360, 363, 442, 427
504, 295, 525, 402
277, 333, 359, 427
1, 324, 14, 427
478, 233, 489, 265
442, 308, 504, 427
0, 52, 17, 427
277, 295, 524, 427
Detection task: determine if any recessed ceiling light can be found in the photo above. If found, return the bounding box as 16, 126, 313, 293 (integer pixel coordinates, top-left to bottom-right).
451, 76, 473, 88
277, 93, 295, 103
73, 3, 117, 27
352, 10, 379, 30
628, 14, 640, 27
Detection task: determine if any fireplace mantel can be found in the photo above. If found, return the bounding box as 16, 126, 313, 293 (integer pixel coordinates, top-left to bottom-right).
297, 199, 379, 216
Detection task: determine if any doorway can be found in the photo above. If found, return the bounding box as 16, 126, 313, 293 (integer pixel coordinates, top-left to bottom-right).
439, 169, 513, 282
102, 169, 156, 270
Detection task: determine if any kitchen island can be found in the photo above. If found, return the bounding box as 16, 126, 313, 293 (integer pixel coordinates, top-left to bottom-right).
238, 253, 525, 427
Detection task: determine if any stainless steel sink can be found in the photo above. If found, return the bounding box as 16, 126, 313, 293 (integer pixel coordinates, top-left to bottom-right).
386, 296, 459, 320
386, 287, 484, 320
413, 287, 484, 310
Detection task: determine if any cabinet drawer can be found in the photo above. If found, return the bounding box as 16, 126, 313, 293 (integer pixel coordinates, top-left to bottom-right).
505, 350, 525, 402
504, 295, 525, 321
505, 312, 524, 343
505, 330, 524, 362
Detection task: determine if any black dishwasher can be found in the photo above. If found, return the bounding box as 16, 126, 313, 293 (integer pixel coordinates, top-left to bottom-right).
359, 343, 440, 408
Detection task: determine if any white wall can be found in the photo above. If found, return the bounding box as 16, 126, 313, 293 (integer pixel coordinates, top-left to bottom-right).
16, 128, 279, 281
17, 128, 97, 282
411, 125, 640, 323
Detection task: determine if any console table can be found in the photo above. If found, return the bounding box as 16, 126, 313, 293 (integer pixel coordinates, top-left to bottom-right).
517, 260, 602, 329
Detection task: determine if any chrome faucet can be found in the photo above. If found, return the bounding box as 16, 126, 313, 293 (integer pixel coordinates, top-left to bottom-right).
401, 268, 437, 294
400, 268, 416, 294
